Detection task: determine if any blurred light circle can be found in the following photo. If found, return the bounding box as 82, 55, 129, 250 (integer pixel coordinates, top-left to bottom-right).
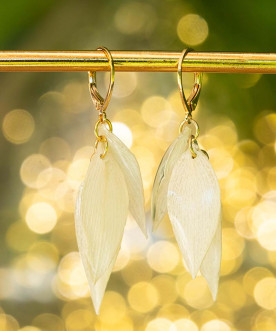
177, 14, 208, 46
201, 319, 231, 331
128, 281, 159, 313
67, 159, 90, 189
65, 309, 94, 331
254, 112, 276, 144
38, 168, 66, 200
252, 200, 276, 235
234, 207, 255, 239
243, 267, 273, 296
172, 319, 198, 331
25, 202, 57, 234
99, 291, 126, 324
20, 154, 52, 189
58, 252, 87, 287
32, 313, 64, 331
112, 122, 133, 148
254, 277, 276, 309
147, 241, 179, 273
2, 109, 35, 144
114, 2, 157, 35
63, 81, 90, 113
19, 327, 41, 331
0, 314, 19, 331
141, 96, 173, 128
27, 241, 59, 273
145, 318, 172, 331
208, 148, 234, 179
39, 137, 71, 163
257, 219, 276, 251
111, 72, 137, 98
184, 277, 213, 309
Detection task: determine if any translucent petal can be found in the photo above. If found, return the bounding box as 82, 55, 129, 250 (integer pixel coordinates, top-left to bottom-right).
151, 127, 191, 230
200, 217, 222, 300
100, 126, 147, 237
167, 148, 221, 278
75, 147, 129, 283
75, 182, 117, 314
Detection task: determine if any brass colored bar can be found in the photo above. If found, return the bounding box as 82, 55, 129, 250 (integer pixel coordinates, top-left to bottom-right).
0, 51, 275, 73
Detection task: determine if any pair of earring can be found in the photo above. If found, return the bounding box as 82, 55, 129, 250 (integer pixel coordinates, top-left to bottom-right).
75, 47, 222, 314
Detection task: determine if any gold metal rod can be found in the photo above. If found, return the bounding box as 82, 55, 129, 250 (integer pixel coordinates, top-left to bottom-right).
0, 51, 275, 73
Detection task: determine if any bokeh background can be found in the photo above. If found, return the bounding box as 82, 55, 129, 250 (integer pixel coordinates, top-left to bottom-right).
0, 1, 276, 330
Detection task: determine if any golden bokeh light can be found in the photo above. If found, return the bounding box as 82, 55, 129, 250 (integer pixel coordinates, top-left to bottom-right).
254, 277, 276, 309
128, 281, 159, 313
20, 154, 52, 189
39, 137, 71, 163
243, 267, 273, 296
111, 72, 137, 98
201, 319, 231, 331
172, 319, 199, 331
2, 109, 35, 144
141, 96, 173, 128
147, 240, 179, 273
32, 313, 64, 331
0, 314, 19, 331
145, 318, 172, 331
253, 112, 276, 144
114, 2, 156, 35
6, 221, 37, 252
183, 277, 213, 309
99, 291, 126, 325
65, 309, 94, 331
177, 14, 209, 46
257, 219, 276, 251
25, 202, 57, 234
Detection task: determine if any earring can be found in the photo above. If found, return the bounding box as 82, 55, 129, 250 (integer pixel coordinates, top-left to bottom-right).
75, 47, 147, 314
152, 49, 221, 300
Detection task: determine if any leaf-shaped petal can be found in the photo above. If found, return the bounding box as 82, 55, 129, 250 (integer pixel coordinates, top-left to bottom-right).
100, 125, 147, 237
75, 182, 118, 314
151, 127, 191, 230
167, 149, 221, 278
200, 217, 222, 300
75, 147, 129, 283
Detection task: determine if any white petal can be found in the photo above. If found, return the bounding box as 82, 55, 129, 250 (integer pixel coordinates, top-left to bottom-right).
167, 149, 221, 278
200, 217, 222, 300
100, 125, 147, 237
151, 127, 191, 230
76, 186, 117, 314
75, 147, 129, 283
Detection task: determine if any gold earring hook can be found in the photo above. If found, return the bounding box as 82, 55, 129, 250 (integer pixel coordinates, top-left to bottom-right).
88, 46, 115, 115
177, 48, 202, 119
178, 49, 208, 159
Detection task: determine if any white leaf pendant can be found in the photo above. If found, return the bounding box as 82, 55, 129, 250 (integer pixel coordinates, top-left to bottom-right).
152, 129, 221, 300
75, 129, 146, 314
167, 146, 221, 299
151, 126, 192, 230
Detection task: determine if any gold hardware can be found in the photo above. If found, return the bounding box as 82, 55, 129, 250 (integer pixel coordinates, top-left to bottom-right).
177, 49, 208, 159
94, 136, 108, 159
177, 48, 202, 118
88, 46, 115, 114
89, 47, 114, 159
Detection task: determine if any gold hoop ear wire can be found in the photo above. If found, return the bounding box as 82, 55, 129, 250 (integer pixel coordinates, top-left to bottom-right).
177, 48, 202, 119
89, 47, 114, 159
88, 46, 115, 115
178, 49, 208, 159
